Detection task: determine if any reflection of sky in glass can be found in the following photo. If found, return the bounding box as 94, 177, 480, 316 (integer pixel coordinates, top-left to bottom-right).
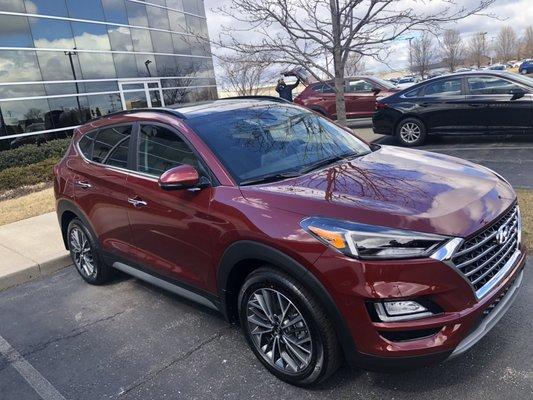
125, 2, 149, 27
101, 0, 129, 24
0, 0, 27, 13
71, 22, 112, 50
131, 28, 154, 52
113, 53, 138, 78
35, 51, 82, 80
108, 26, 134, 51
77, 52, 116, 79
146, 5, 170, 30
0, 15, 34, 47
0, 51, 42, 82
65, 0, 105, 20
29, 18, 75, 49
24, 0, 68, 16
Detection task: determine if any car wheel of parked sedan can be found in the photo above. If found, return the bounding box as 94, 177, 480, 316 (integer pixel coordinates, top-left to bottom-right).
396, 118, 427, 146
520, 69, 528, 75
67, 218, 113, 285
238, 267, 341, 386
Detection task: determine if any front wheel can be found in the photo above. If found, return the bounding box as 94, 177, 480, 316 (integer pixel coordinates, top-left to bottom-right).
396, 118, 427, 146
520, 69, 528, 75
238, 267, 341, 386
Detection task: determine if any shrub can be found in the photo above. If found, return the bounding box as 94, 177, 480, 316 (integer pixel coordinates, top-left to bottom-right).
0, 158, 58, 191
0, 139, 71, 171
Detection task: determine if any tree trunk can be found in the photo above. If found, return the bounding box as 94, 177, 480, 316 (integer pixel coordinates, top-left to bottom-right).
333, 55, 347, 126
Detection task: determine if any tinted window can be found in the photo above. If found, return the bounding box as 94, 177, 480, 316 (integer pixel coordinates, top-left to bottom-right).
36, 50, 82, 81
0, 15, 33, 47
172, 34, 191, 54
47, 96, 90, 128
187, 105, 370, 184
423, 78, 462, 97
78, 52, 117, 79
0, 83, 46, 99
66, 0, 105, 20
313, 83, 334, 93
29, 18, 75, 49
146, 5, 170, 30
1, 0, 26, 12
168, 10, 186, 32
402, 87, 422, 98
107, 26, 134, 51
166, 0, 184, 11
78, 131, 95, 158
125, 2, 148, 27
71, 22, 111, 50
92, 125, 132, 163
138, 125, 197, 176
0, 98, 51, 136
346, 79, 373, 93
113, 53, 138, 78
467, 76, 523, 95
86, 93, 122, 118
25, 0, 68, 16
130, 28, 153, 52
101, 0, 128, 24
151, 31, 174, 53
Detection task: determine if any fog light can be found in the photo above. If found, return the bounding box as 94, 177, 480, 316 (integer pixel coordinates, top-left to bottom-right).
374, 301, 433, 322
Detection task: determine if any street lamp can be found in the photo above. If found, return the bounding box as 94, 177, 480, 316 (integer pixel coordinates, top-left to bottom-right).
144, 59, 152, 77
404, 37, 415, 73
64, 48, 82, 117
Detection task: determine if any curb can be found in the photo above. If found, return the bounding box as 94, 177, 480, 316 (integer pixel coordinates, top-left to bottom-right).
0, 254, 71, 292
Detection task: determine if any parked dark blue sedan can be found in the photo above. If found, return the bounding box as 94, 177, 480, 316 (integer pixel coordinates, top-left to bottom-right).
519, 59, 533, 75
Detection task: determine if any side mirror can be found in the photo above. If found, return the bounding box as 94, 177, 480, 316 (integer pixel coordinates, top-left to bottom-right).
510, 88, 526, 100
372, 87, 382, 95
159, 164, 203, 191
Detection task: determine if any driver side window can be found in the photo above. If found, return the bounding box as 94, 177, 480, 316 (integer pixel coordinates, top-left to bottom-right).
137, 124, 199, 177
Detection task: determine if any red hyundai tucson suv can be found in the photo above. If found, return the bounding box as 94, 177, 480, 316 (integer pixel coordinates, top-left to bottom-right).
54, 98, 526, 386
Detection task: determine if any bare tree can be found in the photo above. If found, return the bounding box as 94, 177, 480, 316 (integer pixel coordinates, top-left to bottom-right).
468, 32, 487, 68
495, 26, 518, 62
344, 52, 366, 76
442, 29, 464, 72
214, 1, 495, 126
521, 26, 533, 59
411, 33, 435, 79
218, 53, 273, 96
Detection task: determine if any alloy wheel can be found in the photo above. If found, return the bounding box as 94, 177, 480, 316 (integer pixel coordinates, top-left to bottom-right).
399, 122, 422, 144
69, 227, 96, 278
246, 288, 313, 374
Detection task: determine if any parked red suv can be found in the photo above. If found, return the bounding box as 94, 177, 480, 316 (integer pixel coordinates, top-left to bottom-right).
54, 98, 525, 386
294, 76, 399, 120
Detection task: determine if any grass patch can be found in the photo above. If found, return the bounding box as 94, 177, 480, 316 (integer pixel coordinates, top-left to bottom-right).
517, 189, 532, 252
0, 187, 55, 226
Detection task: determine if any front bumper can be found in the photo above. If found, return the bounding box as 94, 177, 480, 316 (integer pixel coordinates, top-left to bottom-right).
314, 245, 526, 367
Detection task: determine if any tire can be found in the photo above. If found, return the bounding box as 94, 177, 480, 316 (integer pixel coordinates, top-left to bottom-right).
520, 69, 528, 75
396, 117, 427, 146
67, 218, 113, 285
238, 267, 342, 386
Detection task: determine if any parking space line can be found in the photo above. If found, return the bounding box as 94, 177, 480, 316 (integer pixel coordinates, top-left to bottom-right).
0, 335, 66, 400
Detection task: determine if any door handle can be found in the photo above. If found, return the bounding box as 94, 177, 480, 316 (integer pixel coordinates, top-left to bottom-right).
75, 180, 92, 189
128, 197, 147, 208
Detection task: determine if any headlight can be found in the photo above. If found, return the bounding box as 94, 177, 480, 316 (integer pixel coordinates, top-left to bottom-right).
301, 217, 450, 260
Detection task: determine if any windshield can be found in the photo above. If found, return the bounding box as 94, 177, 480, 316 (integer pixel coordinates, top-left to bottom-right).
187, 105, 370, 185
371, 77, 398, 89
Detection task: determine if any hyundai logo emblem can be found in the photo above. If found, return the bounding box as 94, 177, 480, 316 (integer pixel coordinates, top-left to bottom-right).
495, 225, 511, 245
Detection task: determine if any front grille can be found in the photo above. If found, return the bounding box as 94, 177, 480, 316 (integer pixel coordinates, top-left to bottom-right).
482, 273, 517, 317
452, 205, 519, 294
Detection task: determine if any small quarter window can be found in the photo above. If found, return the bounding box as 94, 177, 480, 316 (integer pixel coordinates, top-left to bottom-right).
78, 131, 96, 159
93, 126, 132, 164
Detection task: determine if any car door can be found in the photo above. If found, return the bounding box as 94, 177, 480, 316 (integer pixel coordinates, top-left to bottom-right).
69, 124, 135, 260
465, 75, 533, 134
344, 79, 377, 118
125, 123, 215, 291
415, 77, 470, 134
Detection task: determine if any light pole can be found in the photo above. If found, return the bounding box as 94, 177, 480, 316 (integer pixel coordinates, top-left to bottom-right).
404, 37, 415, 73
64, 48, 82, 117
144, 59, 152, 77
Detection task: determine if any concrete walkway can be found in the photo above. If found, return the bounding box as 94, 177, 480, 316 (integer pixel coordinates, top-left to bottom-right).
0, 212, 70, 291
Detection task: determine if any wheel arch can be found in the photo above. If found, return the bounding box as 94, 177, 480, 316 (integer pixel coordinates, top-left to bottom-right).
394, 114, 427, 135
216, 240, 358, 365
57, 199, 99, 251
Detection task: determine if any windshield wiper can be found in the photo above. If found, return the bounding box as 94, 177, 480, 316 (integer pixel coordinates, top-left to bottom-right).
239, 172, 302, 186
298, 153, 352, 174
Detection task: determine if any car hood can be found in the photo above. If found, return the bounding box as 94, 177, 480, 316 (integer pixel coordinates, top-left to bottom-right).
239, 146, 516, 238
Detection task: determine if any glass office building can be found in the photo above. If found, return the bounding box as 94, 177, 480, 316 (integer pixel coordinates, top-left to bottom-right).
0, 0, 216, 149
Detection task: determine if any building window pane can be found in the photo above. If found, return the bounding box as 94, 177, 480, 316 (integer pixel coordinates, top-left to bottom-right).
78, 52, 117, 79
84, 81, 119, 93
149, 0, 166, 6
65, 0, 105, 21
182, 0, 199, 15
0, 0, 26, 12
71, 22, 112, 50
150, 31, 173, 53
123, 91, 148, 110
0, 15, 34, 47
36, 50, 82, 81
87, 93, 122, 118
146, 5, 170, 30
166, 0, 183, 11
0, 98, 51, 136
0, 84, 46, 100
113, 53, 138, 78
168, 10, 186, 32
190, 37, 210, 56
155, 55, 177, 76
171, 34, 191, 55
136, 54, 156, 77
162, 88, 184, 106
108, 26, 133, 51
125, 2, 148, 27
150, 90, 162, 107
29, 18, 75, 49
130, 28, 153, 52
47, 96, 90, 129
44, 83, 80, 96
0, 50, 43, 82
101, 0, 128, 24
24, 0, 68, 17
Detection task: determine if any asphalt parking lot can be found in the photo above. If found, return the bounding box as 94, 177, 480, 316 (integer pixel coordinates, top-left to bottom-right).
358, 127, 533, 189
0, 262, 531, 400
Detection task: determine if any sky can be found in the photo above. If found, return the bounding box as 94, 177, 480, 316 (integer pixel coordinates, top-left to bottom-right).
204, 0, 533, 77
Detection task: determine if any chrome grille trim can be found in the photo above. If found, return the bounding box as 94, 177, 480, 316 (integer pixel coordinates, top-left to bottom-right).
449, 204, 521, 299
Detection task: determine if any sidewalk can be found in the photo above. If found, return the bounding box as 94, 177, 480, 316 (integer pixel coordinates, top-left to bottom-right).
0, 212, 71, 291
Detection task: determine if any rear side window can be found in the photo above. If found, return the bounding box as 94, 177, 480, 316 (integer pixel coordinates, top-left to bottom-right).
137, 124, 198, 176
78, 125, 132, 167
313, 83, 334, 93
422, 78, 462, 97
345, 79, 373, 93
467, 76, 522, 95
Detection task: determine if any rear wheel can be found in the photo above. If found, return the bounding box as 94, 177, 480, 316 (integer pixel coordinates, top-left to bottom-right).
396, 117, 427, 146
520, 69, 528, 75
238, 267, 341, 386
67, 219, 113, 285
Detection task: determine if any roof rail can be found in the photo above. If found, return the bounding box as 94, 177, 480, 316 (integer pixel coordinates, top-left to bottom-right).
221, 95, 291, 104
88, 107, 187, 123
